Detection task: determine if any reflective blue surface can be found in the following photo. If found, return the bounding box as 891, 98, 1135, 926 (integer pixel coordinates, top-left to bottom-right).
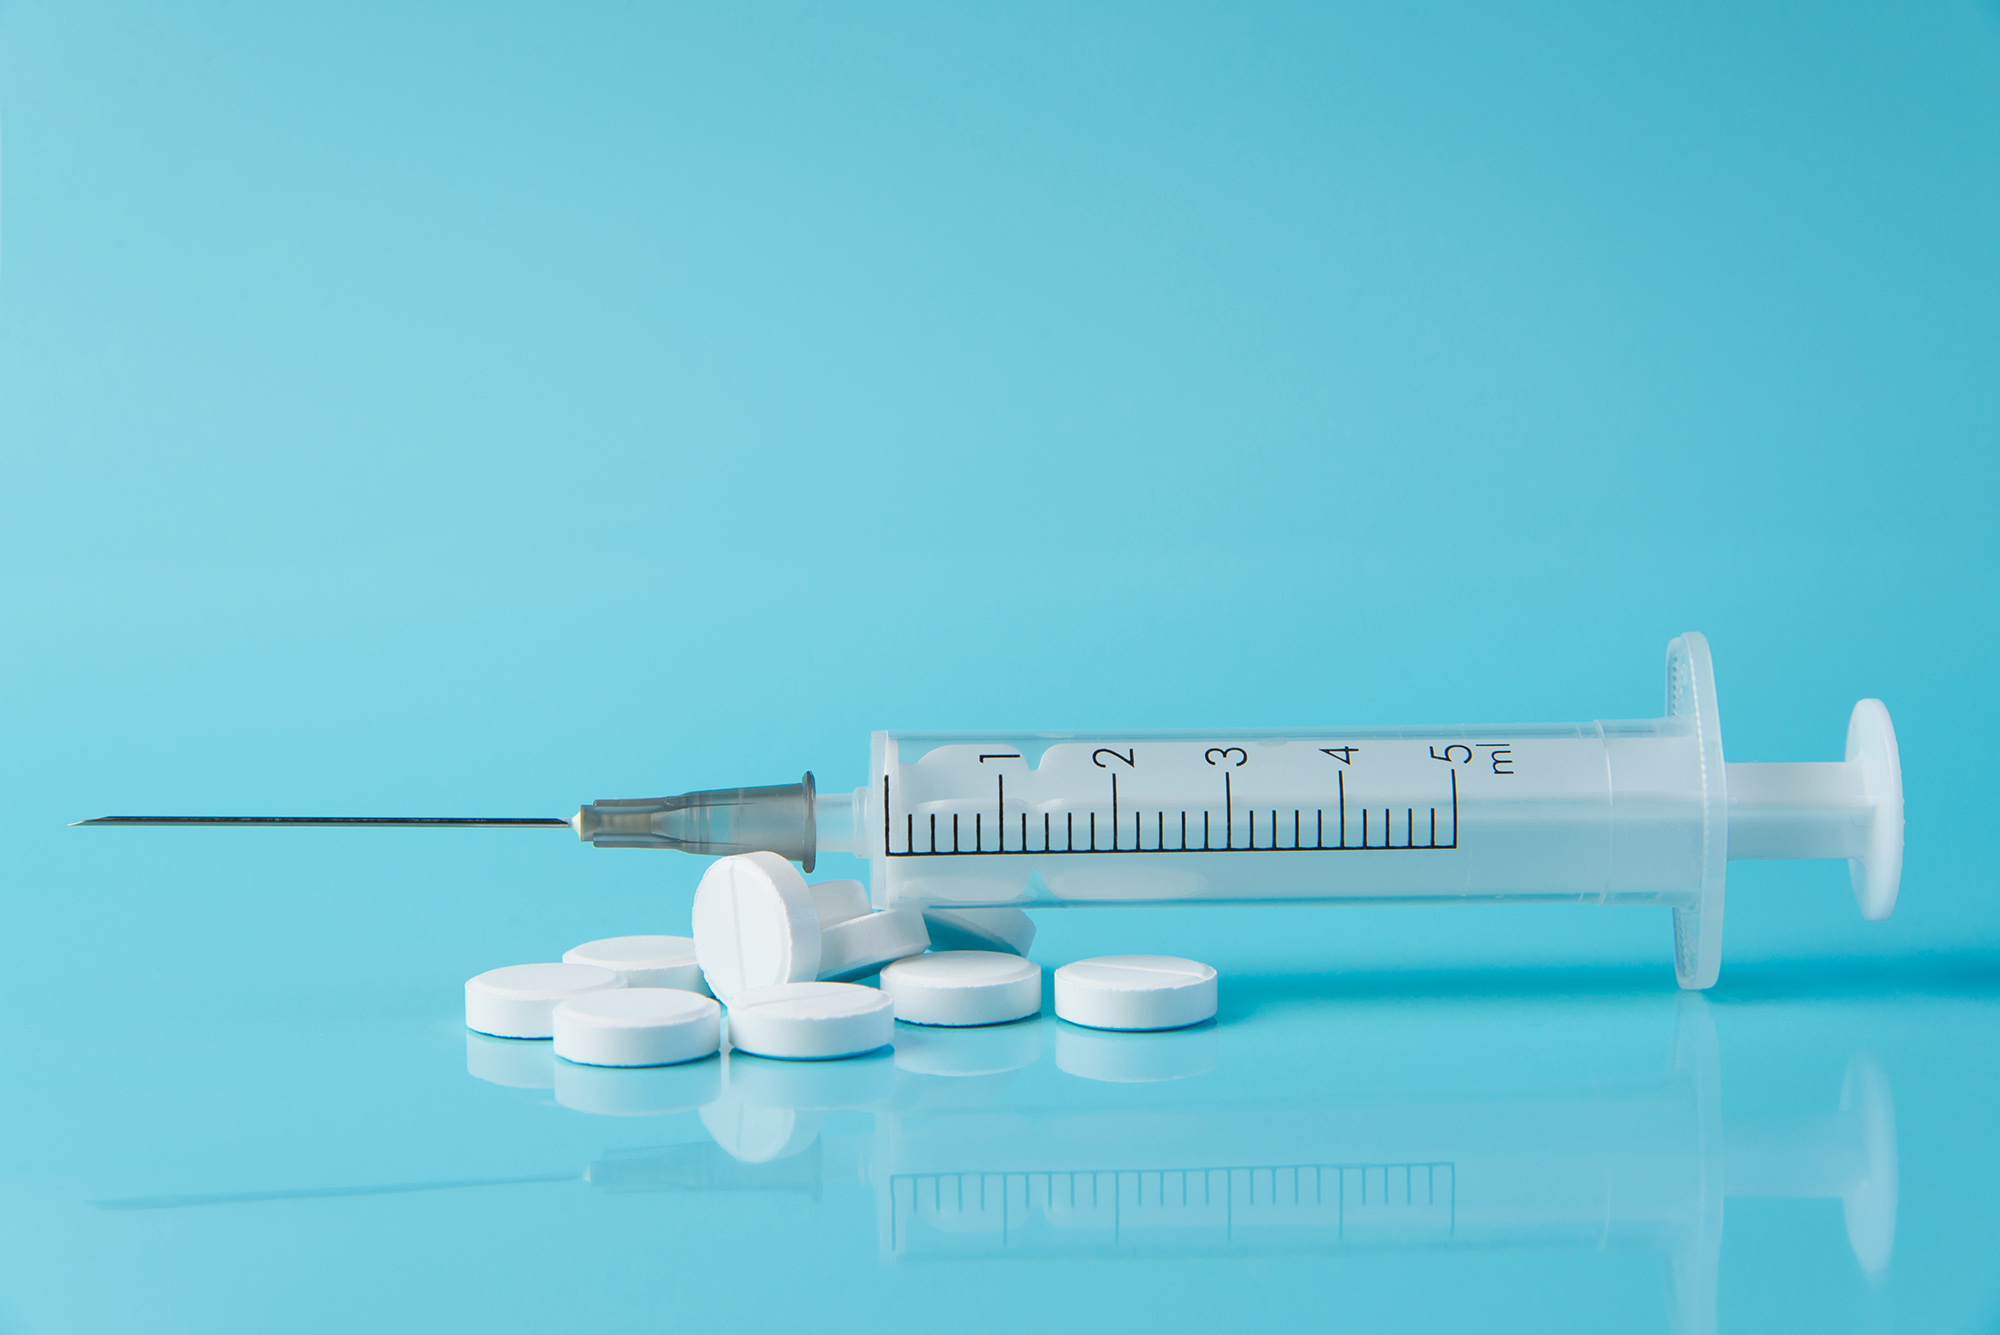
4, 2, 1999, 1330
8, 955, 1996, 1333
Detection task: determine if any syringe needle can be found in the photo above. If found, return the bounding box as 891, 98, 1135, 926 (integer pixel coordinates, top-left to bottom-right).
71, 816, 573, 828
73, 775, 827, 865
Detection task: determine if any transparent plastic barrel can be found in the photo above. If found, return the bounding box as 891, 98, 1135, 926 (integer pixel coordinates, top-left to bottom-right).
857, 718, 1711, 910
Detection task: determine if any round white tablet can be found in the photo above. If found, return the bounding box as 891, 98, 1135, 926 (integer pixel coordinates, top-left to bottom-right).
1052, 955, 1217, 1031
465, 963, 625, 1039
817, 909, 931, 982
922, 906, 1037, 956
725, 981, 895, 1060
692, 852, 822, 1002
880, 951, 1043, 1026
807, 879, 871, 927
562, 935, 710, 994
554, 987, 722, 1068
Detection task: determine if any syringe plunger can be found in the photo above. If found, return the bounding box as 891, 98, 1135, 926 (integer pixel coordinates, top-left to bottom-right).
1723, 697, 1902, 920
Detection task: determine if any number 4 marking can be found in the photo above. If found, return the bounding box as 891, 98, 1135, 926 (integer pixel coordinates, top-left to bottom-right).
1320, 747, 1357, 764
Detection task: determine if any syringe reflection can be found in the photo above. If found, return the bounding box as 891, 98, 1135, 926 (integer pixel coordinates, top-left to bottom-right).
513, 1001, 1888, 1335
100, 1002, 1892, 1335
872, 1009, 1889, 1335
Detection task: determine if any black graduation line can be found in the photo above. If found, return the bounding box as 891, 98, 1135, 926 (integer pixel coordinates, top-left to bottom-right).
881, 757, 1460, 857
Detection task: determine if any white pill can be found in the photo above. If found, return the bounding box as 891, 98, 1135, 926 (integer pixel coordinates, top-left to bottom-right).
563, 935, 710, 994
880, 951, 1043, 1027
465, 962, 624, 1039
692, 852, 821, 1002
1053, 955, 1217, 1031
554, 987, 722, 1068
817, 909, 931, 982
807, 879, 871, 927
725, 981, 894, 1060
922, 906, 1037, 956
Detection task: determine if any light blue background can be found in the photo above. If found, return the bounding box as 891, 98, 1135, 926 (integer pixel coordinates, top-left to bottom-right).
2, 4, 1996, 1332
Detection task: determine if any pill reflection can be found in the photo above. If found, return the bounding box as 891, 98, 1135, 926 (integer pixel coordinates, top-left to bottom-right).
556, 1055, 722, 1117
464, 1032, 555, 1090
109, 998, 1898, 1335
528, 1000, 1895, 1335
1053, 1020, 1216, 1083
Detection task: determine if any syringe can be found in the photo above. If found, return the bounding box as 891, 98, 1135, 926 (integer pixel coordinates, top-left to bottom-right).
80, 633, 1902, 989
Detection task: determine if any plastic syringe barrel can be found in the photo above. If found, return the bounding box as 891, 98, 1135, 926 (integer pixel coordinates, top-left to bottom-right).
575, 774, 817, 872
828, 636, 1901, 989
854, 720, 1898, 912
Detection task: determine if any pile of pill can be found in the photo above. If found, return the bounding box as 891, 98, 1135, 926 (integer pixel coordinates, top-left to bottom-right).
464, 852, 1218, 1067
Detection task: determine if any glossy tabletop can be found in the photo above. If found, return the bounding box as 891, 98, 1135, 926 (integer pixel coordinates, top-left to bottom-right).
2, 902, 1995, 1334
3, 3, 1998, 1331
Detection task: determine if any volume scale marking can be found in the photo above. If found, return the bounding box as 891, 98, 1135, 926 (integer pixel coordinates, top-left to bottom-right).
881, 745, 1464, 859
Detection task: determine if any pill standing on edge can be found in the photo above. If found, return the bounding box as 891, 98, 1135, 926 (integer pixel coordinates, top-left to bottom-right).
1053, 955, 1217, 1032
818, 909, 931, 982
921, 906, 1036, 956
807, 880, 872, 927
465, 962, 625, 1039
563, 935, 710, 994
725, 981, 895, 1060
692, 852, 822, 1003
880, 951, 1043, 1027
553, 987, 722, 1068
